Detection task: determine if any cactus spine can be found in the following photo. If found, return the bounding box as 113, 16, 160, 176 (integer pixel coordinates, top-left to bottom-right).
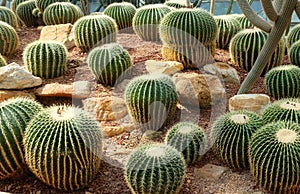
16, 0, 39, 27
288, 40, 300, 67
35, 0, 70, 12
0, 21, 19, 56
0, 6, 18, 28
286, 24, 300, 49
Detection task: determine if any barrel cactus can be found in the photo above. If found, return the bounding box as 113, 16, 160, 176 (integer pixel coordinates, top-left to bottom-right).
0, 6, 18, 28
264, 65, 300, 99
229, 28, 285, 76
164, 0, 186, 8
0, 54, 7, 67
16, 0, 39, 27
249, 121, 300, 194
229, 14, 253, 29
0, 21, 19, 56
210, 111, 263, 169
35, 0, 70, 12
0, 98, 43, 180
73, 15, 118, 52
125, 144, 186, 194
288, 40, 300, 67
125, 74, 178, 132
23, 41, 67, 78
286, 23, 300, 49
10, 0, 28, 13
165, 122, 207, 164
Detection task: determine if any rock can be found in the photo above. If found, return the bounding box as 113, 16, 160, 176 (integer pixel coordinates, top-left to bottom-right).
203, 62, 240, 84
229, 94, 270, 114
35, 81, 91, 99
145, 60, 184, 75
102, 124, 135, 137
194, 164, 229, 180
0, 90, 35, 102
0, 63, 42, 89
173, 72, 226, 108
82, 96, 128, 121
40, 24, 75, 49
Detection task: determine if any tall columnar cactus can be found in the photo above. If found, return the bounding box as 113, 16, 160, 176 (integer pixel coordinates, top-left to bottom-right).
43, 2, 83, 25
165, 122, 207, 164
0, 54, 7, 67
133, 4, 171, 41
159, 8, 218, 68
262, 98, 300, 124
73, 15, 118, 52
10, 0, 28, 13
23, 41, 67, 78
210, 111, 263, 169
103, 2, 136, 30
24, 105, 102, 191
249, 121, 300, 194
229, 14, 253, 29
0, 6, 18, 28
35, 0, 70, 12
16, 0, 39, 27
264, 65, 300, 99
125, 144, 186, 194
229, 28, 285, 76
87, 43, 132, 86
125, 74, 178, 132
288, 40, 300, 67
286, 24, 300, 49
0, 21, 19, 56
0, 98, 42, 180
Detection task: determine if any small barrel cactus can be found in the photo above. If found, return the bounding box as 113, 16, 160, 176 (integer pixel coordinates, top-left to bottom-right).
286, 23, 300, 49
210, 111, 263, 169
35, 0, 70, 12
264, 65, 300, 99
103, 2, 136, 30
0, 54, 7, 67
43, 2, 83, 25
164, 0, 186, 8
229, 14, 253, 29
23, 40, 67, 78
87, 43, 132, 86
16, 0, 39, 27
262, 98, 300, 124
288, 39, 300, 67
125, 144, 186, 194
73, 15, 118, 52
0, 6, 18, 28
125, 74, 178, 132
249, 121, 300, 194
165, 122, 207, 164
10, 0, 28, 13
0, 21, 19, 56
229, 28, 285, 76
0, 97, 43, 180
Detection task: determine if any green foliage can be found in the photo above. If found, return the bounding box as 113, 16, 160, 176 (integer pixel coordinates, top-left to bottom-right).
0, 6, 18, 28
0, 54, 7, 67
0, 21, 19, 56
286, 23, 300, 49
16, 0, 39, 27
35, 0, 70, 12
125, 144, 186, 194
288, 40, 300, 67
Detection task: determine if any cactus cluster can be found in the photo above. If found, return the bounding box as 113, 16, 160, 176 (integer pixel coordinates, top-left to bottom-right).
286, 24, 300, 49
16, 0, 39, 27
35, 0, 70, 12
24, 105, 102, 191
0, 21, 19, 56
288, 40, 300, 67
0, 54, 7, 67
23, 40, 67, 78
0, 98, 42, 180
125, 144, 186, 194
0, 6, 18, 28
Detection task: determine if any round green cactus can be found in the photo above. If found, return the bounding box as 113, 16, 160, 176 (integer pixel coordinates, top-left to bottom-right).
87, 43, 132, 86
264, 65, 300, 99
43, 2, 83, 25
35, 0, 70, 12
125, 144, 186, 194
73, 15, 118, 52
164, 0, 186, 8
249, 121, 300, 194
286, 23, 300, 49
10, 0, 28, 13
16, 0, 39, 27
24, 105, 102, 191
288, 39, 300, 67
229, 14, 253, 29
229, 28, 285, 76
0, 21, 19, 56
23, 40, 67, 78
133, 4, 171, 41
210, 111, 263, 170
0, 97, 43, 180
125, 74, 178, 132
165, 122, 207, 164
0, 54, 7, 67
0, 6, 18, 28
103, 2, 136, 30
262, 98, 300, 124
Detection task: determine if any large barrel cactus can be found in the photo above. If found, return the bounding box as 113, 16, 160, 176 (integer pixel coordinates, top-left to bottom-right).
125, 144, 186, 194
286, 24, 300, 49
0, 6, 18, 28
0, 98, 42, 180
0, 21, 19, 56
24, 105, 102, 191
229, 28, 285, 76
288, 39, 300, 67
23, 41, 67, 78
10, 0, 28, 13
16, 0, 39, 27
211, 111, 263, 169
35, 0, 70, 12
73, 15, 118, 52
249, 121, 300, 194
125, 74, 178, 132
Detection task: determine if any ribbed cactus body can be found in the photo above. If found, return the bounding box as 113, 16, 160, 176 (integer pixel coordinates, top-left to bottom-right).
0, 21, 19, 56
16, 0, 38, 27
43, 2, 83, 25
10, 0, 28, 13
264, 65, 300, 99
165, 122, 206, 164
211, 111, 263, 170
164, 0, 186, 8
0, 54, 7, 67
125, 144, 186, 194
0, 6, 18, 28
249, 121, 300, 194
125, 74, 178, 132
288, 40, 300, 67
230, 14, 253, 29
99, 0, 166, 9
23, 41, 67, 78
87, 43, 132, 86
0, 98, 42, 180
103, 2, 136, 30
286, 24, 300, 49
73, 15, 118, 52
35, 0, 70, 12
24, 105, 102, 191
229, 28, 285, 76
133, 4, 171, 41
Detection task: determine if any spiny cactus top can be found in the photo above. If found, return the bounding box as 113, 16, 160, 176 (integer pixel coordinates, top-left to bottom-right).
164, 0, 186, 8
24, 105, 102, 191
125, 144, 186, 194
286, 23, 300, 49
35, 0, 70, 12
0, 21, 19, 56
10, 0, 28, 13
0, 6, 18, 28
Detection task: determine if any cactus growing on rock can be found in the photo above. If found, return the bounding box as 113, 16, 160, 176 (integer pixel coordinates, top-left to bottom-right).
0, 21, 19, 56
0, 6, 18, 28
16, 0, 39, 27
35, 0, 70, 12
288, 40, 300, 67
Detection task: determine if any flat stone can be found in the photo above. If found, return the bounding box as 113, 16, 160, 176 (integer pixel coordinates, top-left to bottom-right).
102, 124, 135, 137
145, 60, 184, 75
203, 62, 240, 84
229, 94, 270, 114
194, 164, 229, 180
0, 90, 35, 103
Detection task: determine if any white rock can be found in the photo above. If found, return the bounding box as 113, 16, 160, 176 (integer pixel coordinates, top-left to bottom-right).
203, 62, 240, 84
145, 60, 184, 75
229, 94, 270, 114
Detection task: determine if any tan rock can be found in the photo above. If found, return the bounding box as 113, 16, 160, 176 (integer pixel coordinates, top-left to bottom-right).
194, 164, 229, 180
229, 94, 270, 114
0, 90, 35, 103
102, 124, 135, 137
145, 60, 184, 75
203, 62, 240, 84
